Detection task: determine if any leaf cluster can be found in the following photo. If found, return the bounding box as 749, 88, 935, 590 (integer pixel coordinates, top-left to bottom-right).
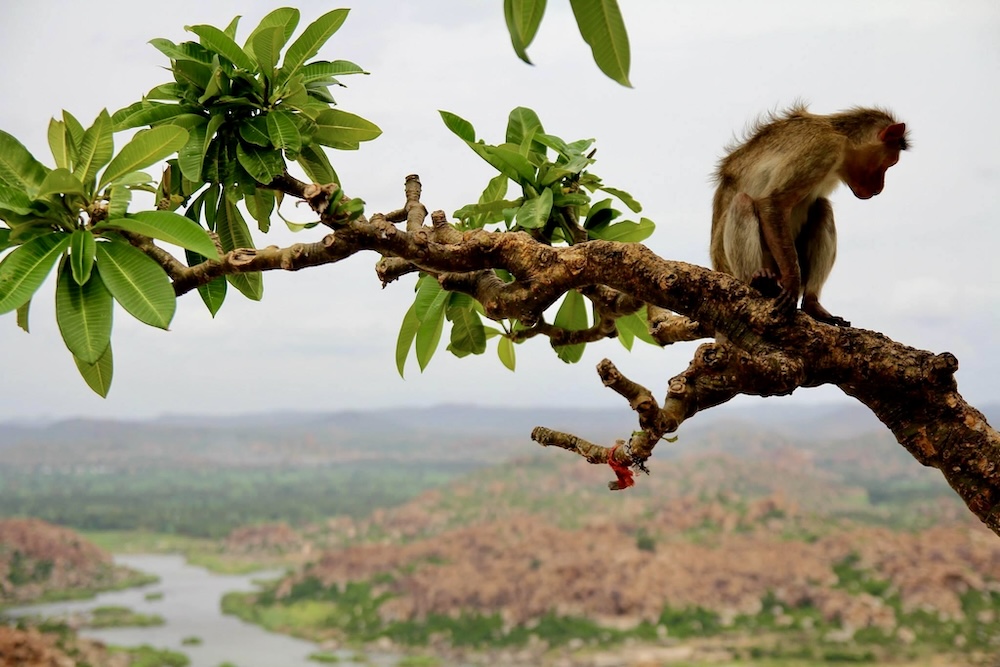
505, 0, 631, 87
0, 8, 380, 396
397, 107, 657, 374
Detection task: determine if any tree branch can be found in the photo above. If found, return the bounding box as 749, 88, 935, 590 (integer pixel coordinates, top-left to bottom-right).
147, 174, 1000, 536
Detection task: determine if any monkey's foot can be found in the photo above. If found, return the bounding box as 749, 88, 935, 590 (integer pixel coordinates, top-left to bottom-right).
802, 298, 851, 327
749, 269, 782, 298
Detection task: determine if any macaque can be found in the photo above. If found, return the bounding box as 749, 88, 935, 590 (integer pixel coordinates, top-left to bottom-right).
710, 105, 908, 327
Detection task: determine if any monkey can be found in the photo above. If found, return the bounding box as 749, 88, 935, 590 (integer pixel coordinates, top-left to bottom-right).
710, 105, 908, 327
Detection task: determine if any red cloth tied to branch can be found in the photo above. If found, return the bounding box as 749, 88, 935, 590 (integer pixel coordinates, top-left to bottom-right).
607, 443, 635, 491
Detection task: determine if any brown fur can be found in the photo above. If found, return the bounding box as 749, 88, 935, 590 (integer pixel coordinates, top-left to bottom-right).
710, 105, 908, 327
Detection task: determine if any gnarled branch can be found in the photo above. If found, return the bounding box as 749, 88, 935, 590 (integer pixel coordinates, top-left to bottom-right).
133, 174, 1000, 536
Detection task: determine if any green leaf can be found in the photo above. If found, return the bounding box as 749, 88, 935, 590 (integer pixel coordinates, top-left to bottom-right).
186, 24, 256, 70
481, 173, 509, 204
74, 343, 113, 397
504, 0, 547, 64
251, 26, 284, 75
100, 126, 189, 190
446, 293, 486, 357
498, 335, 516, 371
69, 229, 96, 285
0, 129, 49, 196
416, 288, 448, 371
149, 38, 213, 63
395, 302, 420, 378
198, 65, 231, 104
569, 0, 632, 87
439, 110, 476, 142
239, 117, 272, 147
73, 110, 114, 190
616, 315, 634, 350
413, 274, 442, 320
515, 187, 552, 229
0, 232, 70, 314
279, 9, 350, 84
616, 307, 657, 346
112, 102, 198, 132
472, 144, 536, 184
313, 109, 382, 147
246, 188, 274, 233
15, 298, 29, 332
583, 198, 616, 232
186, 249, 227, 317
300, 60, 366, 84
96, 210, 218, 258
589, 216, 655, 243
600, 185, 641, 213
48, 119, 72, 169
454, 198, 522, 226
553, 289, 588, 363
223, 15, 241, 39
506, 106, 545, 152
96, 240, 175, 329
62, 111, 85, 149
216, 194, 262, 300
177, 120, 210, 182
36, 168, 87, 199
244, 7, 300, 60
266, 110, 302, 153
56, 260, 112, 364
0, 185, 35, 216
173, 59, 213, 90
107, 184, 131, 220
236, 143, 284, 184
296, 145, 339, 185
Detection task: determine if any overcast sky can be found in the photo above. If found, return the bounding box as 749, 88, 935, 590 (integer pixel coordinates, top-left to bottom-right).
0, 1, 997, 423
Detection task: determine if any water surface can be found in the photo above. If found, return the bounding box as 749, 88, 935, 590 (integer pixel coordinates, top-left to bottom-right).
4, 554, 384, 667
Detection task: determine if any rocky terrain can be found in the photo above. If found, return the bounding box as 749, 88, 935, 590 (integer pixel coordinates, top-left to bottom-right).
0, 624, 126, 667
220, 450, 1000, 665
0, 518, 153, 606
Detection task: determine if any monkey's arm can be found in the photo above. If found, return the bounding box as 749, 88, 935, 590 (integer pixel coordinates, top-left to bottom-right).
756, 196, 801, 315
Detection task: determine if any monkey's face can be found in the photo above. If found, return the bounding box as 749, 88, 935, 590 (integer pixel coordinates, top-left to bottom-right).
844, 140, 903, 200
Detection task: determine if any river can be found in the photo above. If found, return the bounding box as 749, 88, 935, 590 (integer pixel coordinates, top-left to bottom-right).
3, 554, 404, 667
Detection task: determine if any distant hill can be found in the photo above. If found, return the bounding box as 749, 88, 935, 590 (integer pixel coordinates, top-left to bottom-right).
2, 401, 994, 471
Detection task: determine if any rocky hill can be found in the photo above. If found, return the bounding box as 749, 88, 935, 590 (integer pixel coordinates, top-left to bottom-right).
0, 518, 154, 606
224, 450, 1000, 665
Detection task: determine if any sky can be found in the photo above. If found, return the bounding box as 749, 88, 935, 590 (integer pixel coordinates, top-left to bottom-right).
0, 0, 997, 422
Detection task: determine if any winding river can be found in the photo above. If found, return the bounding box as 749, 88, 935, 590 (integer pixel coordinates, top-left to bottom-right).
4, 554, 403, 667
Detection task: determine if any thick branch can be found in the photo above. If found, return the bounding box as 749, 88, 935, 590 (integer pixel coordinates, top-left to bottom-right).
150, 174, 1000, 536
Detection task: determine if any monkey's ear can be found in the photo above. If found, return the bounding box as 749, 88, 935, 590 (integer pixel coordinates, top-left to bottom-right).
879, 123, 907, 147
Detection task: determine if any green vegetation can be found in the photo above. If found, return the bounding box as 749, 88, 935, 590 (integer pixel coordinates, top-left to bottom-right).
87, 604, 164, 628
1, 463, 462, 538
307, 651, 340, 663
222, 573, 1000, 663
181, 635, 203, 645
7, 551, 53, 585
0, 566, 158, 610
120, 644, 190, 667
145, 590, 165, 601
396, 657, 441, 667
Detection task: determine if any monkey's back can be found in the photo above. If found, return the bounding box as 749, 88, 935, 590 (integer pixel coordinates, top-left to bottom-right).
714, 109, 845, 198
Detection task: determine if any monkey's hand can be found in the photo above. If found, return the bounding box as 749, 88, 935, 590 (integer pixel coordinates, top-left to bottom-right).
749, 269, 782, 298
802, 296, 851, 327
774, 285, 800, 320
749, 270, 799, 320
